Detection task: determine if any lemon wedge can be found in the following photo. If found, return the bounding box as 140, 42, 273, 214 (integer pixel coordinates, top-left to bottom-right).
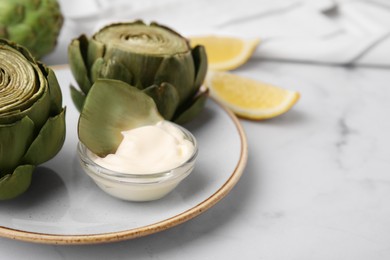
190, 36, 260, 71
206, 71, 300, 120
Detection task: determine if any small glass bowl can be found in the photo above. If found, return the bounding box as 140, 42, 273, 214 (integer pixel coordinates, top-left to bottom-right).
77, 125, 198, 202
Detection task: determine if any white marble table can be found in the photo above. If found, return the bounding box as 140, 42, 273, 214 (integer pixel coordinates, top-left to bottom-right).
1, 59, 390, 259
2, 0, 390, 258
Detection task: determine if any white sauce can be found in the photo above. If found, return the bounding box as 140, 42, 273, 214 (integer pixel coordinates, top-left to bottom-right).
93, 121, 194, 174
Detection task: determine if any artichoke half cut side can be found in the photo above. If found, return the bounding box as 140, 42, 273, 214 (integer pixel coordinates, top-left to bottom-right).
68, 20, 208, 124
0, 39, 66, 200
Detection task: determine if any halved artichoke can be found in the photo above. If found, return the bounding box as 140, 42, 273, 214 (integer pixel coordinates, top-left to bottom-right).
68, 20, 208, 124
0, 39, 66, 200
0, 0, 64, 59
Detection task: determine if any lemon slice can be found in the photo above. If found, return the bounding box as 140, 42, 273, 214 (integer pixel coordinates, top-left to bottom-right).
206, 71, 300, 120
190, 36, 260, 71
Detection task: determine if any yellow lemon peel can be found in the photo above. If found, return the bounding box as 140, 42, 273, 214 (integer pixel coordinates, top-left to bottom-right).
206, 71, 300, 120
190, 35, 260, 71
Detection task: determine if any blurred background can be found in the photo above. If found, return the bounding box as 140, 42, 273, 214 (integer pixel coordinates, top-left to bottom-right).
45, 0, 390, 67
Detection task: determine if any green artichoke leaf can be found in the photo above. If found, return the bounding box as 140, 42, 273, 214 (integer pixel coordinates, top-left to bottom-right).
191, 45, 208, 91
0, 116, 34, 173
154, 52, 195, 104
87, 39, 105, 69
70, 84, 86, 112
90, 57, 133, 87
23, 108, 66, 165
89, 57, 104, 84
0, 165, 35, 200
68, 35, 92, 94
174, 89, 209, 125
143, 82, 180, 120
46, 66, 63, 114
79, 79, 163, 157
104, 48, 164, 89
19, 82, 51, 132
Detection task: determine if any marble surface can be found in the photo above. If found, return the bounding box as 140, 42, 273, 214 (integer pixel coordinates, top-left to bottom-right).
2, 0, 390, 259
2, 60, 390, 260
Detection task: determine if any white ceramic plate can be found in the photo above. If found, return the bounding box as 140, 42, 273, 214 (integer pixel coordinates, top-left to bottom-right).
0, 67, 247, 245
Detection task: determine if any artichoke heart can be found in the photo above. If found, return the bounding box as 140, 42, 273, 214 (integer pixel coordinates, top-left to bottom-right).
0, 39, 66, 200
0, 0, 64, 59
68, 20, 208, 124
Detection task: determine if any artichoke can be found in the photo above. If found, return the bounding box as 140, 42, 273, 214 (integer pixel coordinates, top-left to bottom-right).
68, 20, 208, 124
0, 39, 66, 200
0, 0, 63, 59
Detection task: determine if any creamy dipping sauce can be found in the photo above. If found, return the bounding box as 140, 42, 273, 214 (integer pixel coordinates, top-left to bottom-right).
92, 121, 195, 174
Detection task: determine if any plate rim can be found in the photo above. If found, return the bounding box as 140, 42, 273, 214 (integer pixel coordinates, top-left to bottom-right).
0, 66, 248, 245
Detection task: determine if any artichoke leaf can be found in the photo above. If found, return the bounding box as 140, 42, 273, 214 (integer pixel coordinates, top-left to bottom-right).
87, 39, 105, 69
174, 89, 209, 125
23, 108, 66, 165
79, 79, 163, 157
89, 57, 104, 83
46, 67, 63, 114
104, 49, 164, 89
0, 165, 34, 200
0, 116, 34, 173
68, 35, 92, 94
21, 83, 52, 131
143, 82, 180, 120
91, 57, 133, 86
191, 45, 208, 90
154, 53, 195, 103
70, 84, 86, 112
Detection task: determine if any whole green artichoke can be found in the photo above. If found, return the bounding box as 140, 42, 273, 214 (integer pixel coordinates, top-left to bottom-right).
68, 20, 208, 124
0, 39, 66, 200
0, 0, 63, 59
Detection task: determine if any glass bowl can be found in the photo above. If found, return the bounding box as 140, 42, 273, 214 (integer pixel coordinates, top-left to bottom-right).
77, 125, 198, 202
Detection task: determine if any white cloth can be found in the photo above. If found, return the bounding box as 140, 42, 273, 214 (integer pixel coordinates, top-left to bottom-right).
55, 0, 390, 67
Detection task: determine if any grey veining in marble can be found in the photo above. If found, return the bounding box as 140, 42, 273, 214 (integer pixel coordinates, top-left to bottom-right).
2, 0, 390, 259
1, 60, 390, 260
